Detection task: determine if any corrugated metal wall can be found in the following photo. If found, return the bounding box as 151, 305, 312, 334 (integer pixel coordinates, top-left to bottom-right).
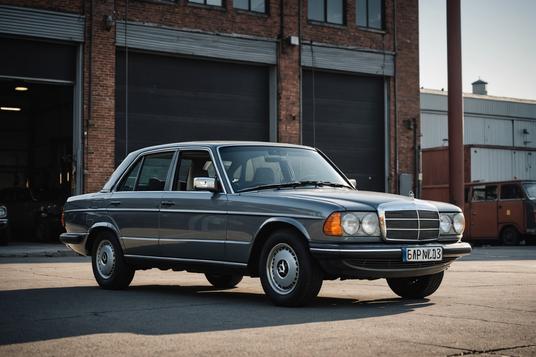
421, 92, 536, 149
471, 148, 535, 181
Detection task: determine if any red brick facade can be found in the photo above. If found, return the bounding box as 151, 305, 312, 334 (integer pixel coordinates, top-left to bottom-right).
0, 0, 420, 193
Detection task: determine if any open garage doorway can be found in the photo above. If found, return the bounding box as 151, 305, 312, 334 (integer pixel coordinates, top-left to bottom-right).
0, 79, 73, 243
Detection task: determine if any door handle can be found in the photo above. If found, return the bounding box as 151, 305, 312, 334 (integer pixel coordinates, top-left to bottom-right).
161, 201, 175, 207
109, 201, 121, 206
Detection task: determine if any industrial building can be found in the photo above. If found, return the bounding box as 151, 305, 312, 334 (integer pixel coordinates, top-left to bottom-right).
421, 80, 536, 190
0, 0, 420, 206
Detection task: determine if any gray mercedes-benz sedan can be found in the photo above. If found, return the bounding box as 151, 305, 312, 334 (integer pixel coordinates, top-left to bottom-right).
60, 141, 471, 306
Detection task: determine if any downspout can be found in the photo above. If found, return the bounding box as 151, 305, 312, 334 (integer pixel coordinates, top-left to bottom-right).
277, 0, 284, 142
393, 0, 399, 193
298, 0, 303, 144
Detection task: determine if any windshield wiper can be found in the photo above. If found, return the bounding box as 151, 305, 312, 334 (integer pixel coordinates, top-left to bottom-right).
237, 180, 352, 193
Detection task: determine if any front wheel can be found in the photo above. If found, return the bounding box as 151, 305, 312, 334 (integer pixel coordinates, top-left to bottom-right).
387, 271, 444, 299
205, 273, 243, 289
501, 226, 520, 246
259, 230, 323, 307
91, 232, 135, 290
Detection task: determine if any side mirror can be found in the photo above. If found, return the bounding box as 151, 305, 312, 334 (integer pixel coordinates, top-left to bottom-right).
349, 179, 357, 189
193, 177, 219, 192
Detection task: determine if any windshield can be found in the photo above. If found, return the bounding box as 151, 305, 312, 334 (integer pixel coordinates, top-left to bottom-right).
219, 146, 351, 192
523, 183, 536, 200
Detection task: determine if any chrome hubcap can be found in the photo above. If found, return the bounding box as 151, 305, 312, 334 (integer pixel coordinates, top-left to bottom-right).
266, 243, 299, 295
96, 240, 115, 279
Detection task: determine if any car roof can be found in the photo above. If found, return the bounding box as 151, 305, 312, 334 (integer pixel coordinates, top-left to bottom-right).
133, 141, 316, 153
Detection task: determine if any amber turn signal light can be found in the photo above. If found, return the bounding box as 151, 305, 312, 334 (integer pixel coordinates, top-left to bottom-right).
323, 212, 343, 236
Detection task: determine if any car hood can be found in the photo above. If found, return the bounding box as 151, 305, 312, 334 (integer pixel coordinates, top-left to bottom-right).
247, 188, 461, 212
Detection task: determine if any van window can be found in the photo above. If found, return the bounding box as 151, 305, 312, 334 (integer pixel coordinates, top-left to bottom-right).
500, 184, 523, 200
472, 185, 497, 201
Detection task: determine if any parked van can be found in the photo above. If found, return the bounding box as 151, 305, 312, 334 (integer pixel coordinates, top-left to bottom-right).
423, 180, 536, 245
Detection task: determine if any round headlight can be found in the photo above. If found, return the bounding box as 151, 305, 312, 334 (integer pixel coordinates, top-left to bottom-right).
341, 213, 360, 235
361, 213, 379, 235
453, 213, 465, 234
0, 206, 6, 218
439, 214, 452, 234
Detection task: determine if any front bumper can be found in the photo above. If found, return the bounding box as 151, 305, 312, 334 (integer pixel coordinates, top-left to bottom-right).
310, 241, 471, 279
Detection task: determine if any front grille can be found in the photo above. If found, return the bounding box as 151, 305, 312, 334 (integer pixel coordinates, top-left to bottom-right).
383, 209, 440, 241
344, 257, 456, 270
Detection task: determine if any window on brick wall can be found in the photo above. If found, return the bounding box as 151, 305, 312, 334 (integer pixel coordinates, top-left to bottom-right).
189, 0, 223, 7
308, 0, 344, 25
234, 0, 267, 13
356, 0, 384, 30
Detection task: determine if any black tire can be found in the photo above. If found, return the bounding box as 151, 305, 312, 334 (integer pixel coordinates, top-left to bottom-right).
259, 230, 323, 307
205, 273, 243, 289
387, 271, 444, 299
501, 226, 520, 246
91, 232, 135, 290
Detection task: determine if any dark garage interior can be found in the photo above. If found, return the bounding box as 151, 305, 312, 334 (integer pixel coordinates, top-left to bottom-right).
0, 79, 72, 242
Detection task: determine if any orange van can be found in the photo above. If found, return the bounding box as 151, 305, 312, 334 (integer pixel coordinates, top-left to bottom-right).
424, 180, 536, 245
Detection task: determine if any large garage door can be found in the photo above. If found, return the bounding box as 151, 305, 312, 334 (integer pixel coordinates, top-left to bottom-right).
115, 51, 269, 164
302, 70, 385, 192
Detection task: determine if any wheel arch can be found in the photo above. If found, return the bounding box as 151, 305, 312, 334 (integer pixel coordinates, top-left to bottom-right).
247, 218, 311, 277
86, 223, 121, 256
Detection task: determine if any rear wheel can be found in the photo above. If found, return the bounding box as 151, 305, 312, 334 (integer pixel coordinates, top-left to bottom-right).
91, 232, 135, 289
259, 230, 323, 307
205, 273, 243, 289
501, 226, 520, 246
387, 271, 444, 299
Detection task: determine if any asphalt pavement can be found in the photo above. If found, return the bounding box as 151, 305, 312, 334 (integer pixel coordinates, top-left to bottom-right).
0, 246, 535, 356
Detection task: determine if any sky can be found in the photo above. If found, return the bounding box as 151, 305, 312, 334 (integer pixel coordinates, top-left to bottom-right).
419, 0, 536, 100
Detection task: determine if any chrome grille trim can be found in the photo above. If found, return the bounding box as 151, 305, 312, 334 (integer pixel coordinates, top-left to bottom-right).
378, 201, 440, 242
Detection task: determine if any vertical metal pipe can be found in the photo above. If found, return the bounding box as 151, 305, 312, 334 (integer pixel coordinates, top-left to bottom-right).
447, 0, 464, 209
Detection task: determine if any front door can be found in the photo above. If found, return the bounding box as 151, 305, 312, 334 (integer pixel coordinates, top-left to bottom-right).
158, 149, 227, 261
470, 185, 499, 239
498, 183, 525, 232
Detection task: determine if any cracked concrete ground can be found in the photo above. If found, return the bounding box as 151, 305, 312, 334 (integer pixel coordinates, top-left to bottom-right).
0, 246, 535, 356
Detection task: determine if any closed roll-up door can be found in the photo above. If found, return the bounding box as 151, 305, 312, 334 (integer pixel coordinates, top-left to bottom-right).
116, 51, 269, 164
302, 70, 385, 191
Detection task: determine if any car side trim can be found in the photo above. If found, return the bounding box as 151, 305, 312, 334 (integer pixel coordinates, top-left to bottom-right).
123, 254, 247, 267
65, 208, 323, 220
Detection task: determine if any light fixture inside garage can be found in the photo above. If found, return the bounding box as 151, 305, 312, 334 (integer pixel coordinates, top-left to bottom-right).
15, 86, 28, 91
1, 107, 21, 111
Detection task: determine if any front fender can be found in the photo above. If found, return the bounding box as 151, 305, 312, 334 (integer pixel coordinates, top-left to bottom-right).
254, 217, 312, 242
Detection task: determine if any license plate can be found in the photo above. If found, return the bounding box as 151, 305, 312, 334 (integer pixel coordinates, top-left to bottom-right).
403, 247, 443, 262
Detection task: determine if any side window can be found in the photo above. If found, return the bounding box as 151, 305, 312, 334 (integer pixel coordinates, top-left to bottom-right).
472, 185, 497, 201
136, 152, 174, 191
501, 184, 523, 199
173, 150, 218, 191
116, 159, 143, 192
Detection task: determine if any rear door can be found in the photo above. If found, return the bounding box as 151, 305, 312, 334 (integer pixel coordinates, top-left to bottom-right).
470, 185, 499, 239
498, 183, 525, 232
158, 149, 228, 261
109, 150, 175, 256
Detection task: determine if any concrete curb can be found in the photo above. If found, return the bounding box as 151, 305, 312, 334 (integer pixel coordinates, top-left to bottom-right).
0, 244, 79, 258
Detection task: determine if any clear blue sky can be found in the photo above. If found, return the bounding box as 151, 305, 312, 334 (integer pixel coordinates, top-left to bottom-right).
419, 0, 536, 100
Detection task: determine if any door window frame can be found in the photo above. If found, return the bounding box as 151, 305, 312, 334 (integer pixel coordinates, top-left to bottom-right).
499, 183, 526, 201
167, 147, 228, 194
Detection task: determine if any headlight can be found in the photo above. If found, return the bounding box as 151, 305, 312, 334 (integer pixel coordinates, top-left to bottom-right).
361, 213, 379, 235
0, 206, 6, 218
341, 213, 360, 235
323, 212, 380, 237
439, 214, 452, 234
453, 213, 465, 234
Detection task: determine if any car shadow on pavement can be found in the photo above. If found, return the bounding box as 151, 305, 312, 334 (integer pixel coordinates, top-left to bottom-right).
0, 283, 433, 346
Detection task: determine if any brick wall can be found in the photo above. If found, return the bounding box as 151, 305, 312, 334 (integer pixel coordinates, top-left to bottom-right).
0, 0, 420, 194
